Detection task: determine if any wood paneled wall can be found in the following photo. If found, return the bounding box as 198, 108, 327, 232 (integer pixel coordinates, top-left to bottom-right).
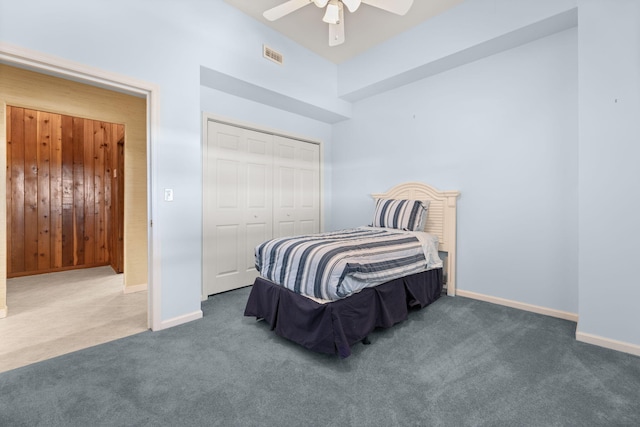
6, 106, 124, 277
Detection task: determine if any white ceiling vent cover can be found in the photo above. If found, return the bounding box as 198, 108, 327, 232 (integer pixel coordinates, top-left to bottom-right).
263, 45, 284, 65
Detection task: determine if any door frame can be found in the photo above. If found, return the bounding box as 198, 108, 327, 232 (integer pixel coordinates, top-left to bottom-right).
0, 42, 162, 331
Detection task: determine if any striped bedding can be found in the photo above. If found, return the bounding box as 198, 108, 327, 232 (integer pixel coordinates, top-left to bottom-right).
255, 227, 441, 301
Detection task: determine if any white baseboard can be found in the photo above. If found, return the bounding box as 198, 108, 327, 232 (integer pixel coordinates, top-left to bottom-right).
123, 283, 148, 294
0, 305, 7, 319
456, 289, 579, 322
576, 331, 640, 357
154, 310, 203, 331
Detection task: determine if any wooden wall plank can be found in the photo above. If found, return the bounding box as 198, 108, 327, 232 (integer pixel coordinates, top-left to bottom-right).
50, 113, 63, 269
94, 121, 106, 264
83, 120, 95, 265
116, 128, 125, 273
6, 107, 13, 274
36, 111, 52, 270
72, 117, 85, 266
111, 127, 125, 273
61, 114, 74, 267
9, 107, 25, 274
23, 109, 39, 272
104, 123, 113, 264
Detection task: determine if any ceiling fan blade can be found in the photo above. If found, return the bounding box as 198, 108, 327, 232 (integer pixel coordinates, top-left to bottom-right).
341, 0, 361, 13
313, 0, 329, 7
361, 0, 414, 15
328, 3, 345, 46
263, 0, 312, 21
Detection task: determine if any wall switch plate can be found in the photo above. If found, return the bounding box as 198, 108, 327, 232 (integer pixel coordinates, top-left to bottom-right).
164, 188, 174, 202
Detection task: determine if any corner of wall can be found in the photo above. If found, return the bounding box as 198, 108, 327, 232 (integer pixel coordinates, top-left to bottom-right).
576, 330, 640, 358
154, 310, 203, 331
123, 283, 148, 294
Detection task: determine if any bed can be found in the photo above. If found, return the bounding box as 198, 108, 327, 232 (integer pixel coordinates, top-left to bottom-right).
244, 182, 460, 358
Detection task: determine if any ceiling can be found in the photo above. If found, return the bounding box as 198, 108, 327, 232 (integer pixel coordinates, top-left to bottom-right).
224, 0, 465, 64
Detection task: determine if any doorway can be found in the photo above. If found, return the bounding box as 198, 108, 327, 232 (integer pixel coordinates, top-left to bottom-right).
0, 63, 151, 359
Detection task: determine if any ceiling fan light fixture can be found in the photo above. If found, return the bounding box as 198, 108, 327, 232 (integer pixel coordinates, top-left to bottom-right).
263, 0, 415, 48
322, 0, 340, 24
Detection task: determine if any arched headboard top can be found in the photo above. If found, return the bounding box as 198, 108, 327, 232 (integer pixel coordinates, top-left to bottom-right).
371, 182, 460, 295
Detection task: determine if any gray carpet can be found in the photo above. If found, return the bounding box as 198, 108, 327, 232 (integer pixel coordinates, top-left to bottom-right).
1, 286, 639, 426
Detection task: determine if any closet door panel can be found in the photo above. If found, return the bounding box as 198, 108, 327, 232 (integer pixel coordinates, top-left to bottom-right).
274, 165, 295, 235
246, 164, 267, 208
203, 122, 272, 296
244, 130, 273, 284
216, 224, 240, 276
297, 143, 320, 232
204, 122, 247, 295
276, 167, 295, 208
299, 220, 317, 236
216, 159, 240, 208
275, 221, 295, 239
246, 222, 268, 272
273, 136, 320, 237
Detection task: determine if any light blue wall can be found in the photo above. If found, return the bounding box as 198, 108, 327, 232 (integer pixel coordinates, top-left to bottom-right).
578, 0, 640, 346
0, 0, 339, 322
338, 0, 577, 101
332, 29, 579, 314
1, 0, 638, 350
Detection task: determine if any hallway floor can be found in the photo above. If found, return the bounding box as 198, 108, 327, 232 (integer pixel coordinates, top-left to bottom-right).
0, 266, 147, 373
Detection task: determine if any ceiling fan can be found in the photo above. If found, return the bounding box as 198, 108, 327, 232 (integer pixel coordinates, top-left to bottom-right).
263, 0, 414, 47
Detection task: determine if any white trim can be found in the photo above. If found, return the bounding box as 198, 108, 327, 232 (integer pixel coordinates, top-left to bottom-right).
156, 310, 203, 331
0, 306, 7, 319
456, 289, 579, 322
147, 74, 162, 332
0, 42, 150, 97
201, 114, 209, 303
202, 112, 323, 146
576, 331, 640, 357
123, 283, 148, 294
1, 42, 162, 331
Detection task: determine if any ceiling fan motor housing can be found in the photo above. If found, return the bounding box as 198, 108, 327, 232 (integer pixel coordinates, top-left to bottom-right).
263, 0, 414, 46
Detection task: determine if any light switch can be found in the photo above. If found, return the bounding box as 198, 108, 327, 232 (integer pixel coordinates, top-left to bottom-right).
164, 188, 174, 202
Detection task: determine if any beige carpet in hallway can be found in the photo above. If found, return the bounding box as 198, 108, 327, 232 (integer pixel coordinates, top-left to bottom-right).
0, 266, 147, 373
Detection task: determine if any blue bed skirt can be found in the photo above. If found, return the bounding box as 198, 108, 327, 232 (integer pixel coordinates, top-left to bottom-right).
244, 268, 443, 358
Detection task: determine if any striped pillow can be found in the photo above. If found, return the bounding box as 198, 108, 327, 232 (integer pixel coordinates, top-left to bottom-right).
372, 198, 430, 231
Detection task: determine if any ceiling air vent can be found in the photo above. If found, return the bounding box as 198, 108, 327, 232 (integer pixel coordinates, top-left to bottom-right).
263, 45, 283, 65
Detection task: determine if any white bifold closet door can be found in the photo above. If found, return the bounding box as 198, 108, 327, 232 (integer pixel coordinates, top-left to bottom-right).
203, 121, 320, 297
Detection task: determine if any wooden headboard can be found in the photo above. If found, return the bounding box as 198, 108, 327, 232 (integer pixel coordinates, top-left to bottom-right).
372, 182, 460, 296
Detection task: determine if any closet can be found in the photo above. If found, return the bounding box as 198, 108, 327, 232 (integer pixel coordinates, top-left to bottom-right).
203, 120, 320, 296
